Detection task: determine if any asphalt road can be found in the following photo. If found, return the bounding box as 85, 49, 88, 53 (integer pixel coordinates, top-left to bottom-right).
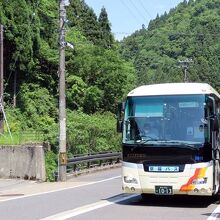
0, 168, 219, 220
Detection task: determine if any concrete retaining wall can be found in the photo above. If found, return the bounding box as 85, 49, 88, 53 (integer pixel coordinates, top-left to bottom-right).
0, 144, 46, 181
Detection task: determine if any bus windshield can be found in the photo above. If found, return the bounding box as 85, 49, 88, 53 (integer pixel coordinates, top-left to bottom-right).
123, 94, 210, 146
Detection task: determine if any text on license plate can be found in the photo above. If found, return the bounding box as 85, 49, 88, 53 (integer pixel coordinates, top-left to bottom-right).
149, 166, 179, 172
155, 186, 173, 195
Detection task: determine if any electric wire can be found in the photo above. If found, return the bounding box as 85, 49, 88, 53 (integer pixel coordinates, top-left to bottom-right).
128, 0, 148, 22
119, 0, 143, 24
139, 0, 153, 19
70, 29, 220, 37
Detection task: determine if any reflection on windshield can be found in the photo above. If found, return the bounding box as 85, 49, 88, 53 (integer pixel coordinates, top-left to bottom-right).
123, 95, 209, 146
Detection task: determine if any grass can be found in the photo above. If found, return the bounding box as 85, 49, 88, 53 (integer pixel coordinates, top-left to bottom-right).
0, 132, 45, 145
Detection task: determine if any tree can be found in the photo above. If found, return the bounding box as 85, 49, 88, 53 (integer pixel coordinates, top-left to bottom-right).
65, 41, 136, 112
1, 0, 40, 100
119, 0, 220, 93
1, 0, 137, 155
98, 7, 114, 48
83, 86, 104, 114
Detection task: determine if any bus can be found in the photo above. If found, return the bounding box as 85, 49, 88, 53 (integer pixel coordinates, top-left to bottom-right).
117, 83, 220, 197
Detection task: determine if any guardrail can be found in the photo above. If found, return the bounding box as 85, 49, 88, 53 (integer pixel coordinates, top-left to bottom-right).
66, 152, 122, 175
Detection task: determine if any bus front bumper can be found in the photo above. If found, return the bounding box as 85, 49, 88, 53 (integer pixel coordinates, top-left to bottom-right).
122, 162, 214, 196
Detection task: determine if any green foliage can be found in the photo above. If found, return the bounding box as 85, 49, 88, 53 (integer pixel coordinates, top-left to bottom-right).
66, 75, 86, 110
1, 0, 41, 80
0, 0, 138, 183
2, 0, 136, 114
4, 0, 220, 160
4, 107, 25, 132
16, 83, 58, 147
45, 150, 57, 182
1, 107, 46, 145
66, 44, 136, 112
67, 111, 121, 156
67, 0, 100, 45
83, 86, 104, 114
119, 0, 220, 93
0, 0, 136, 162
0, 132, 46, 145
19, 83, 57, 126
98, 7, 114, 48
2, 0, 220, 182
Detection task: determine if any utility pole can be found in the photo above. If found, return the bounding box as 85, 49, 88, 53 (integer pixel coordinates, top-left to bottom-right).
0, 25, 4, 133
178, 58, 193, 82
58, 0, 69, 181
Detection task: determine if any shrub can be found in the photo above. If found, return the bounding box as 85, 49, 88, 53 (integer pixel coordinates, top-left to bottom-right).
45, 150, 57, 182
67, 110, 121, 155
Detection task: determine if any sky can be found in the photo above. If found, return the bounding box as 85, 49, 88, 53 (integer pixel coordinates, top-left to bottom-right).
85, 0, 184, 41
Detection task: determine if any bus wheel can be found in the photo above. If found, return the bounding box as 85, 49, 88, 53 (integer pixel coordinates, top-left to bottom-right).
212, 187, 220, 200
212, 193, 220, 201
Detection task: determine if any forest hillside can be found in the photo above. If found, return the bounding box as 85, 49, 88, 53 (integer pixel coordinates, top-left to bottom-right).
1, 0, 220, 179
0, 0, 135, 155
120, 0, 220, 91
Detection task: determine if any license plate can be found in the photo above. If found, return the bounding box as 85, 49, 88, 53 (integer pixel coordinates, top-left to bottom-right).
149, 166, 179, 172
155, 186, 173, 195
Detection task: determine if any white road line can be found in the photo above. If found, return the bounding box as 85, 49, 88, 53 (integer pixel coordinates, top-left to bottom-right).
207, 205, 220, 220
0, 176, 121, 202
40, 194, 138, 220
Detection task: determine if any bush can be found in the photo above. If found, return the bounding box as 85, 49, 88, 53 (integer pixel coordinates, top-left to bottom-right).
67, 110, 121, 155
45, 150, 57, 182
4, 107, 26, 132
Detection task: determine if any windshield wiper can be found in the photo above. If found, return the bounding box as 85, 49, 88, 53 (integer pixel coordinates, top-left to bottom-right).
155, 140, 199, 150
135, 138, 161, 144
129, 139, 157, 150
133, 139, 199, 150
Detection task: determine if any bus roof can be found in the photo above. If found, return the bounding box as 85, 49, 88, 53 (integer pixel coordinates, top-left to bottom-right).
128, 83, 220, 97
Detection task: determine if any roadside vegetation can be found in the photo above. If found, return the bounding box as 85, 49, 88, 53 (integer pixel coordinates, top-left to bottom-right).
1, 0, 219, 180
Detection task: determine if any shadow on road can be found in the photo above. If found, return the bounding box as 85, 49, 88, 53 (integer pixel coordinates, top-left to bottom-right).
117, 194, 220, 209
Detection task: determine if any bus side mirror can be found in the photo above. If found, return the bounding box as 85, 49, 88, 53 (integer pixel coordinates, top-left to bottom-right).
207, 96, 219, 132
117, 102, 125, 133
117, 120, 123, 133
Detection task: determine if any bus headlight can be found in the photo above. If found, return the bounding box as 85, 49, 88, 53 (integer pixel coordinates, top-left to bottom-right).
124, 176, 138, 184
192, 177, 207, 185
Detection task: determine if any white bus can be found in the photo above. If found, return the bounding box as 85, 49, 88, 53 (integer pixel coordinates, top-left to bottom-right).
117, 83, 220, 196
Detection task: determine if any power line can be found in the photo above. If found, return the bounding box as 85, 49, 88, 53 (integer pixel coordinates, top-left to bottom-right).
119, 0, 143, 24
71, 29, 220, 38
63, 26, 220, 36
139, 0, 153, 19
128, 0, 148, 23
